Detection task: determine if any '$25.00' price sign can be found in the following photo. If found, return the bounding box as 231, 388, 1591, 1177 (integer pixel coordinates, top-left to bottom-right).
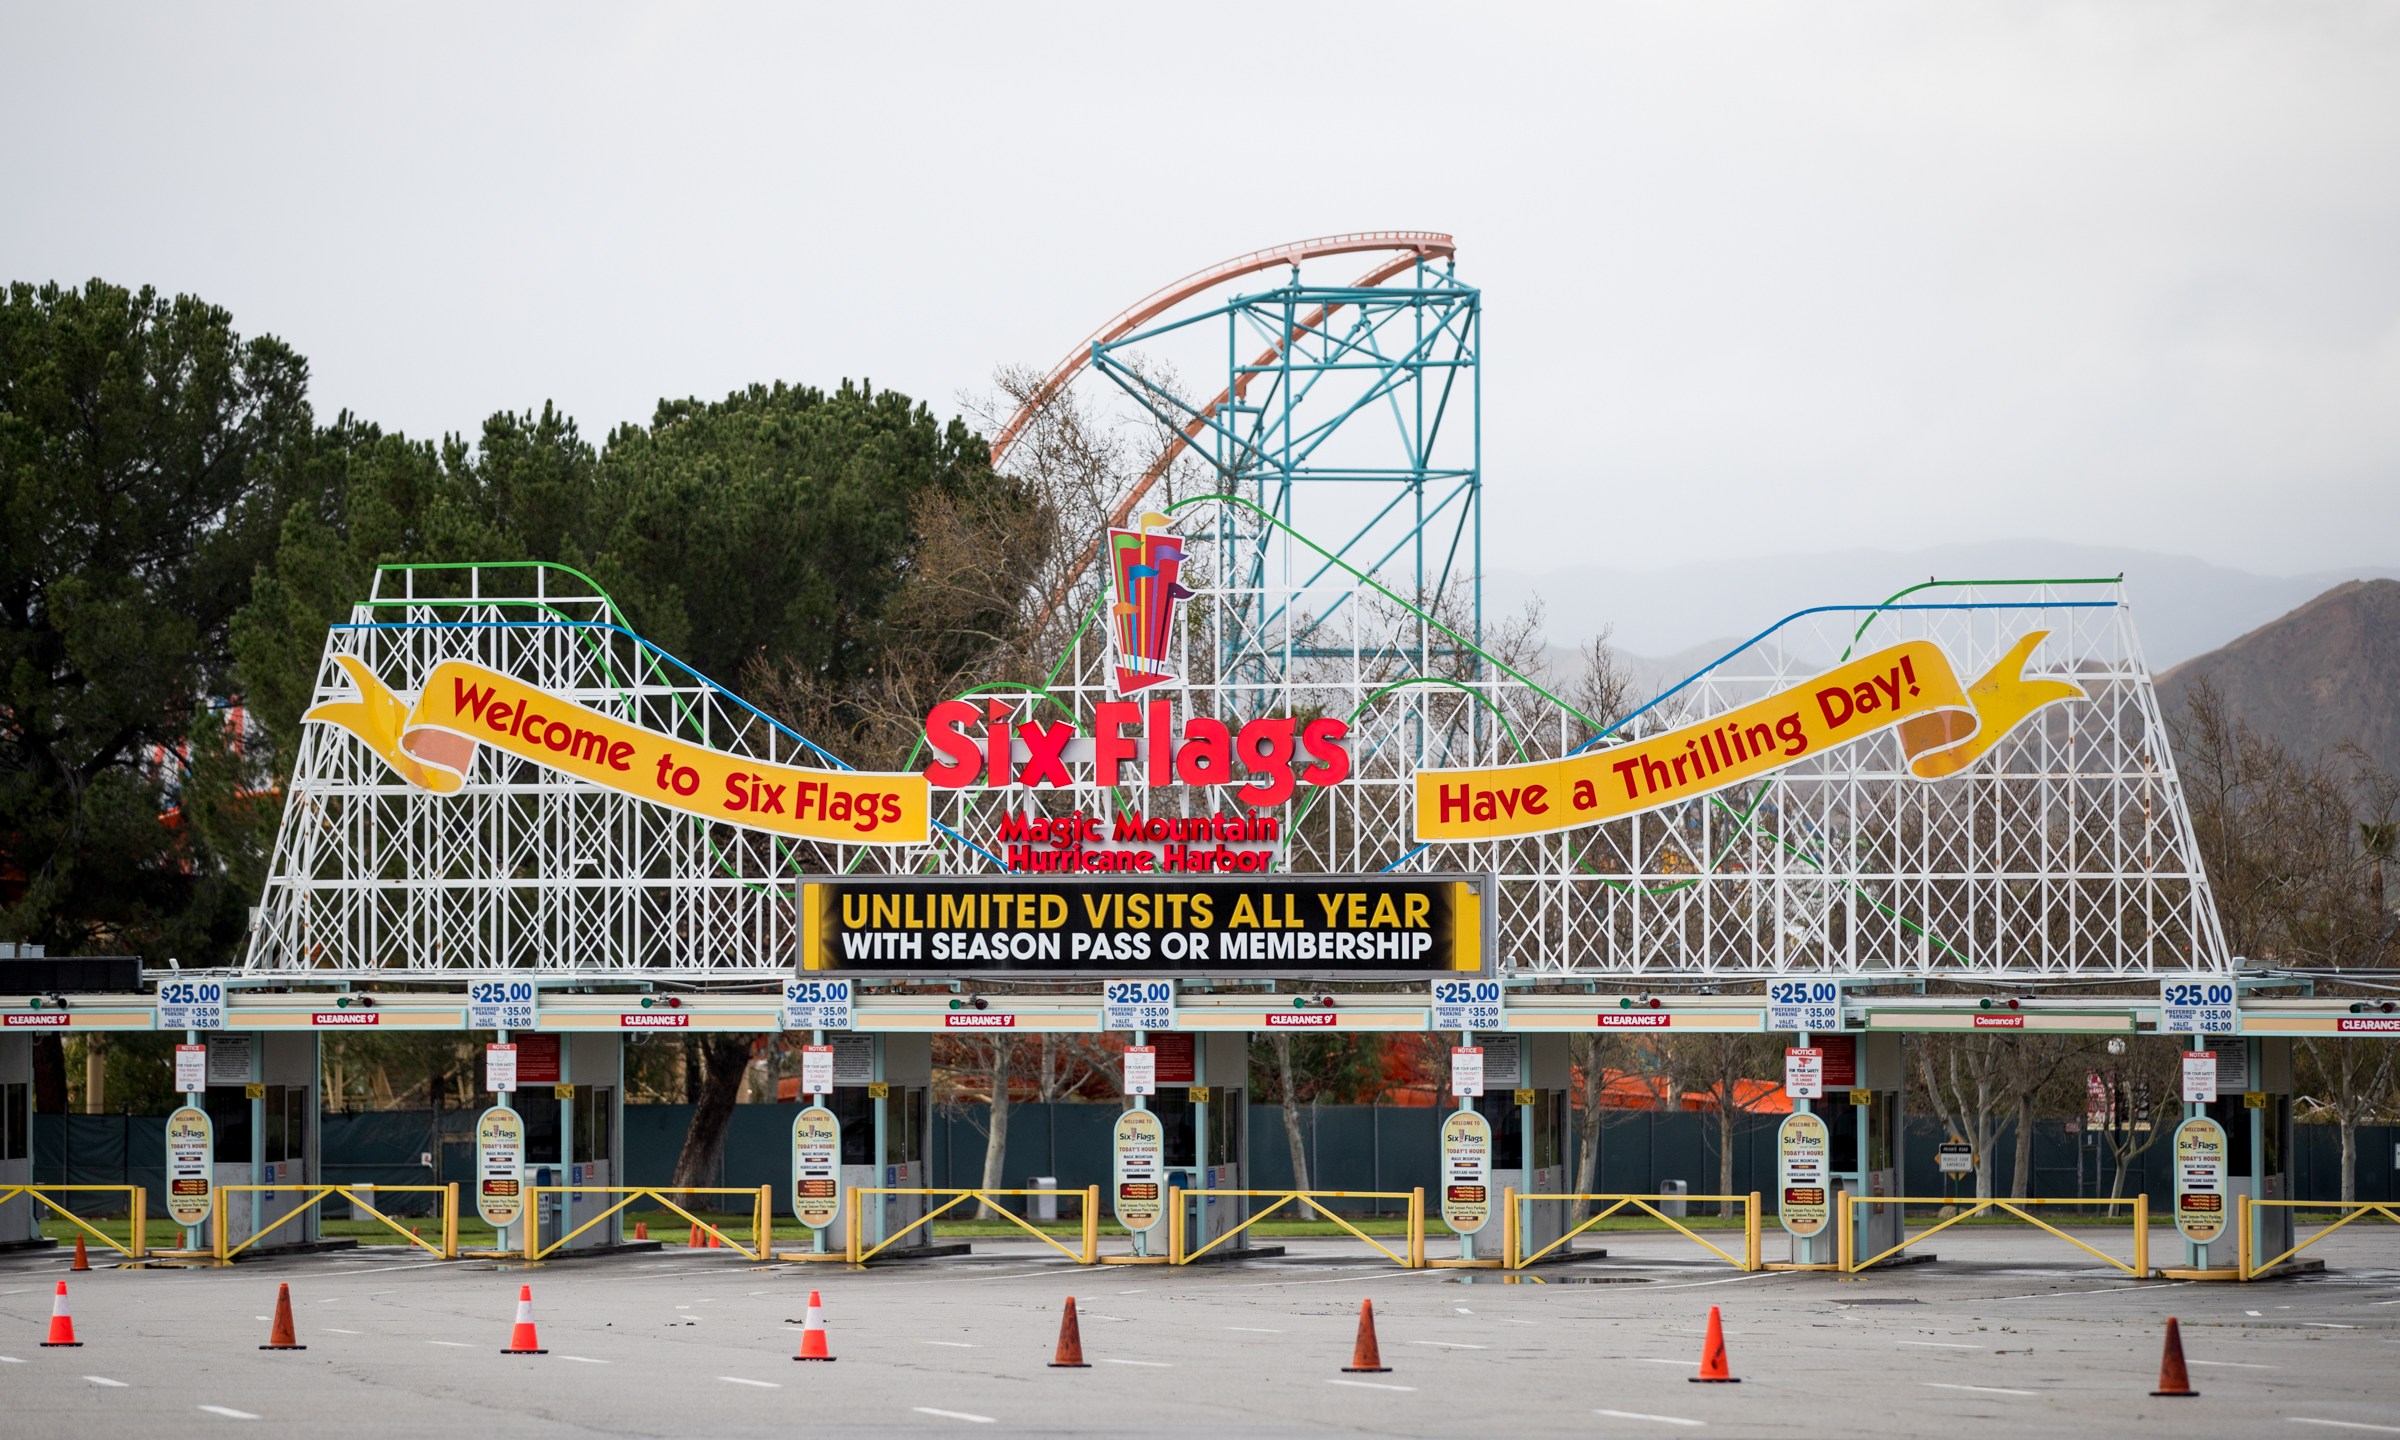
782, 978, 853, 1031
1430, 978, 1502, 1032
468, 979, 536, 1031
1766, 980, 1841, 1033
1104, 980, 1174, 1032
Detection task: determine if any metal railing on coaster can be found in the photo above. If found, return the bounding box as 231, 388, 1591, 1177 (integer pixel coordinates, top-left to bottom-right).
520, 1185, 773, 1261
2239, 1196, 2400, 1280
844, 1187, 1102, 1266
1167, 1188, 1425, 1268
1, 1184, 148, 1260
1503, 1190, 1762, 1272
214, 1184, 458, 1263
1840, 1194, 2151, 1276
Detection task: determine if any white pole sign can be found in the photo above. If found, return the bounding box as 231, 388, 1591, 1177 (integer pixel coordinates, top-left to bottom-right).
1450, 1046, 1485, 1098
1766, 979, 1841, 1033
1784, 1046, 1824, 1099
791, 1106, 842, 1230
1440, 1109, 1493, 1234
1123, 1045, 1157, 1097
800, 1043, 834, 1096
781, 977, 853, 1031
164, 1106, 214, 1227
2160, 978, 2236, 1035
486, 1043, 518, 1093
174, 1043, 207, 1094
157, 978, 225, 1030
1104, 979, 1174, 1032
467, 977, 536, 1030
2181, 1051, 2217, 1103
1430, 977, 1502, 1032
475, 1107, 525, 1229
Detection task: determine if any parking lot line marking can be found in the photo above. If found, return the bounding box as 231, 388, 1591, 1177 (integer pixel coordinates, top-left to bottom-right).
559, 1356, 609, 1364
1595, 1409, 1705, 1428
427, 1340, 472, 1348
1898, 1341, 1981, 1349
1226, 1326, 1284, 1333
718, 1377, 781, 1389
1410, 1341, 1488, 1349
322, 1328, 363, 1335
198, 1406, 259, 1420
923, 1340, 977, 1348
0, 1356, 22, 1364
84, 1376, 129, 1387
2189, 1360, 2272, 1369
2305, 1323, 2358, 1330
1101, 1358, 1172, 1367
1922, 1382, 2038, 1397
1633, 1357, 1701, 1367
1329, 1379, 1417, 1392
2248, 1310, 2265, 1317
2290, 1422, 2400, 1435
912, 1407, 997, 1424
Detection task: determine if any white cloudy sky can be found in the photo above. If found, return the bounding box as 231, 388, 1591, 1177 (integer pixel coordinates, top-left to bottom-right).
5, 2, 2395, 576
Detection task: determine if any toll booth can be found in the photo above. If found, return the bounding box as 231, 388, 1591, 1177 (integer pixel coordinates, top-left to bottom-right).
520, 1033, 624, 1254
810, 1034, 932, 1253
2192, 1036, 2295, 1270
1811, 1032, 1905, 1262
1469, 1034, 1570, 1256
0, 1033, 33, 1247
198, 1032, 322, 1251
1151, 1032, 1249, 1254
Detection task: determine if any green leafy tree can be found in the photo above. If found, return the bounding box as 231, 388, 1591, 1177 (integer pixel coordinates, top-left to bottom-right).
1, 280, 310, 961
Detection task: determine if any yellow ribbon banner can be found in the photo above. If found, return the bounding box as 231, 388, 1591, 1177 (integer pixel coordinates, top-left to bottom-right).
305, 655, 930, 845
1416, 631, 2083, 842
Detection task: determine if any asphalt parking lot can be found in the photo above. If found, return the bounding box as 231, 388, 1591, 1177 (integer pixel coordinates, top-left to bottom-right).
5, 1227, 2397, 1438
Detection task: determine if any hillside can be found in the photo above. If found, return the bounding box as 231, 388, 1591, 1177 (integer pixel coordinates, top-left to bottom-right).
2156, 579, 2400, 778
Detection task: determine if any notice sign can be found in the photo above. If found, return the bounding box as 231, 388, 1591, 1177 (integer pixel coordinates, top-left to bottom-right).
164, 1105, 214, 1227
475, 1106, 525, 1229
2182, 1051, 2218, 1103
1777, 1111, 1831, 1237
1451, 1047, 1485, 1098
205, 1034, 257, 1086
2174, 1116, 2229, 1245
174, 1043, 207, 1094
792, 1106, 842, 1230
1113, 1108, 1165, 1231
1123, 1045, 1157, 1097
1441, 1109, 1493, 1234
486, 1043, 518, 1093
800, 1043, 834, 1096
1784, 1047, 1824, 1100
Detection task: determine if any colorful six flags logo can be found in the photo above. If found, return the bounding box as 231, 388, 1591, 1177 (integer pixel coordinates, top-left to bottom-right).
1108, 514, 1192, 696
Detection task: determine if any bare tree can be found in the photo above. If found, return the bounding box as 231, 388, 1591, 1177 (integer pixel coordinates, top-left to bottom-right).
1914, 1033, 2093, 1200
1663, 1033, 1780, 1216
2298, 1037, 2400, 1203
1270, 1033, 1309, 1192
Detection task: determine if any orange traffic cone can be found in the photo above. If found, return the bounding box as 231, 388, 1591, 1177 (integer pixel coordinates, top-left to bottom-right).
261, 1282, 307, 1351
792, 1290, 836, 1362
1341, 1299, 1391, 1373
2151, 1316, 2197, 1397
634, 1221, 648, 1241
41, 1280, 80, 1347
707, 1229, 721, 1249
1689, 1304, 1739, 1383
1048, 1296, 1090, 1368
72, 1234, 90, 1271
501, 1284, 547, 1354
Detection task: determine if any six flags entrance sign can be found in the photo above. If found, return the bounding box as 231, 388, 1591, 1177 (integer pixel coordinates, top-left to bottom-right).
307, 514, 2082, 861
1415, 631, 2085, 842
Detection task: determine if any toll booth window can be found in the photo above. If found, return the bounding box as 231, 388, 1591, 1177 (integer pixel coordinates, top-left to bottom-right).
825, 1089, 875, 1164
574, 1087, 614, 1163
521, 1096, 562, 1165
1531, 1092, 1562, 1171
889, 1088, 925, 1165
1147, 1092, 1197, 1168
205, 1087, 252, 1162
1471, 1093, 1525, 1156
262, 1086, 307, 1164
0, 1082, 26, 1160
1208, 1093, 1238, 1169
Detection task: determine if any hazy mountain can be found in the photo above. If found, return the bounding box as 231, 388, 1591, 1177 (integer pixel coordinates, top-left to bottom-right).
2156, 579, 2400, 778
1489, 541, 2399, 673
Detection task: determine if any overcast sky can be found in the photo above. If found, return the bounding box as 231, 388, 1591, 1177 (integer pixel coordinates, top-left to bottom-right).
5, 3, 2395, 577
